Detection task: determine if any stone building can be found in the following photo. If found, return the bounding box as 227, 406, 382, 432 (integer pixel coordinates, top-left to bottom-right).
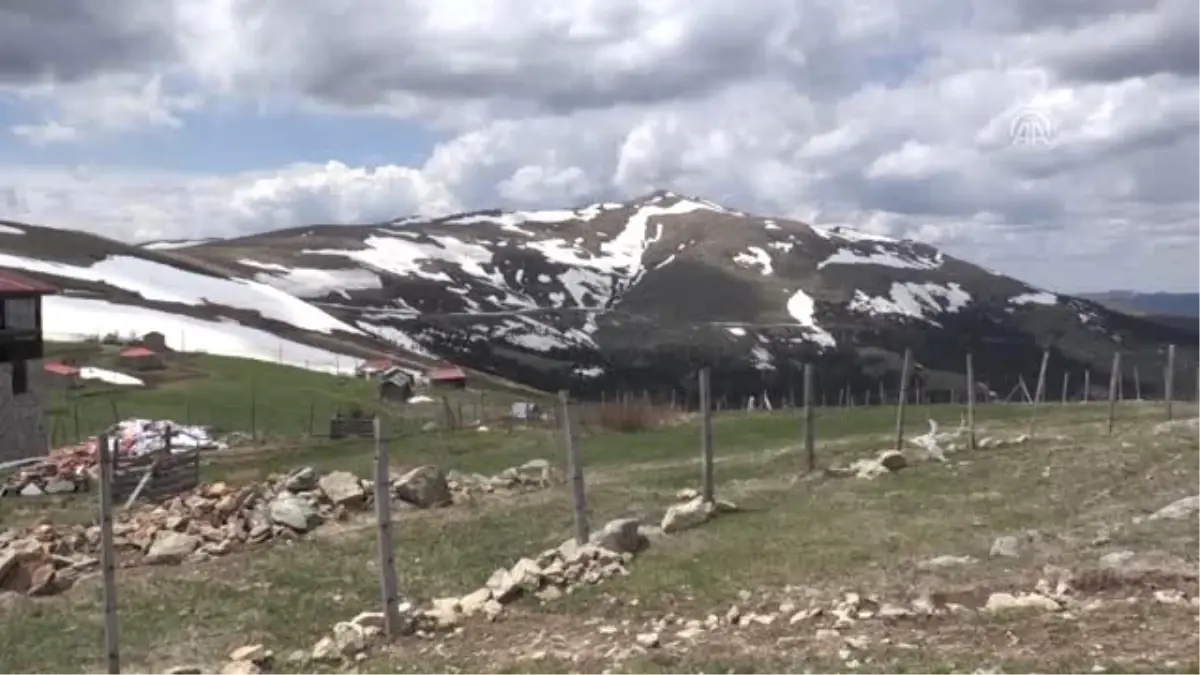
0, 270, 57, 463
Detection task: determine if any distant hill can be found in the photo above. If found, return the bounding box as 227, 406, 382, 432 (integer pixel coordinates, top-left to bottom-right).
1081, 291, 1199, 319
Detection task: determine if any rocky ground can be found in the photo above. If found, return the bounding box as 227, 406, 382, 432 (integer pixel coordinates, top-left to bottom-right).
0, 407, 1195, 674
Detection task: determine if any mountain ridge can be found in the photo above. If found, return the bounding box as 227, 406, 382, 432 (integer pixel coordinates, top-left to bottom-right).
2, 193, 1195, 403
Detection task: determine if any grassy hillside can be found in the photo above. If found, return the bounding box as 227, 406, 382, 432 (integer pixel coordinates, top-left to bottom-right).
0, 397, 1194, 673
42, 341, 547, 447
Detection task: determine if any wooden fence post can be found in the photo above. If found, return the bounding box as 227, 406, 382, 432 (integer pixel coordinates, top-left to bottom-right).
1061, 372, 1069, 405
965, 353, 976, 450
249, 379, 258, 444
699, 368, 715, 502
803, 363, 815, 472
371, 417, 401, 638
1083, 369, 1091, 403
1165, 344, 1176, 420
1027, 348, 1050, 439
1133, 366, 1142, 401
97, 434, 120, 674
1107, 352, 1121, 435
559, 390, 589, 544
894, 349, 912, 451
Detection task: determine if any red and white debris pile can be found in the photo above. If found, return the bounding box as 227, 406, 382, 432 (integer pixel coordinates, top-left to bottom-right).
1, 418, 233, 498
0, 459, 555, 598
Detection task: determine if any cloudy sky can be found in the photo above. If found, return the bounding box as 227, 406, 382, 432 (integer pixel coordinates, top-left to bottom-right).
1, 0, 1196, 293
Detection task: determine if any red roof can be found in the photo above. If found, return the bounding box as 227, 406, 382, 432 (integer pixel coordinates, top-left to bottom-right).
44, 361, 80, 376
119, 346, 157, 358
427, 366, 467, 381
0, 269, 58, 295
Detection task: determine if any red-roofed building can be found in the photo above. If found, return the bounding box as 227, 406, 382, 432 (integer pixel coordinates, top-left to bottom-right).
0, 269, 58, 463
118, 345, 165, 371
427, 365, 467, 389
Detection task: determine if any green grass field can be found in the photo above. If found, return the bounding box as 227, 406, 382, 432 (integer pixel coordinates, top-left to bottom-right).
3, 347, 1196, 673
41, 341, 549, 447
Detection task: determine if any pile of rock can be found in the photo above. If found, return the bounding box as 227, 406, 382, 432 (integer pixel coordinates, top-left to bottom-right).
660, 489, 739, 533
302, 518, 650, 667
446, 459, 556, 495
0, 461, 556, 598
826, 433, 1035, 481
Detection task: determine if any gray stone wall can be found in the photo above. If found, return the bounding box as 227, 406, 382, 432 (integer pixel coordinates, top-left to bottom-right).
0, 359, 49, 463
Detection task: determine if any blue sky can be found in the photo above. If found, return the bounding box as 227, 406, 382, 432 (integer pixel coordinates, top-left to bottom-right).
0, 97, 440, 173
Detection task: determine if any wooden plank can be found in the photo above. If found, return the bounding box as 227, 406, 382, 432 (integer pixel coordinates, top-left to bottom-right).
372, 417, 401, 639
559, 390, 589, 544
699, 367, 715, 501
894, 349, 912, 451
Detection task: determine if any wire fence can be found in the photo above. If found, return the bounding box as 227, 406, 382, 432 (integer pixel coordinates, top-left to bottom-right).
2, 342, 1197, 672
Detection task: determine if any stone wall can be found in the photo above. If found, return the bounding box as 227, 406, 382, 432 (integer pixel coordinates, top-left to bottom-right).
0, 359, 49, 463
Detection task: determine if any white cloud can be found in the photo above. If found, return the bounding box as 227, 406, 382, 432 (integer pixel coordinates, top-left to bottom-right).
0, 0, 1195, 293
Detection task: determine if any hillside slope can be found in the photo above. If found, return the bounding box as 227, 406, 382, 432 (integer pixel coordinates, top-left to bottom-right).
2, 193, 1195, 401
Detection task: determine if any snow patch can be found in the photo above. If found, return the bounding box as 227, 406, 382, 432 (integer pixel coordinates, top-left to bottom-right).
240, 259, 383, 299
1010, 291, 1058, 306
43, 295, 362, 375
79, 367, 144, 386
726, 326, 747, 337
817, 247, 940, 271
848, 282, 972, 323
0, 251, 359, 335
732, 246, 774, 275
785, 289, 837, 348
0, 224, 24, 235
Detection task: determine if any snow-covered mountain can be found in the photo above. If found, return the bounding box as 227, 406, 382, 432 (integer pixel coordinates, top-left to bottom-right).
2, 192, 1194, 400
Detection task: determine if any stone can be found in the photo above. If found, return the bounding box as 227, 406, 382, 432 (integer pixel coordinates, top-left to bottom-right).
1153, 589, 1188, 606
351, 611, 386, 630
509, 557, 543, 592
918, 554, 978, 569
43, 478, 77, 495
26, 563, 58, 596
332, 621, 367, 655
220, 660, 261, 675
989, 536, 1021, 559
392, 466, 452, 508
535, 585, 563, 601
1146, 495, 1199, 522
984, 592, 1061, 613
589, 518, 647, 554
0, 550, 17, 584
635, 632, 660, 648
318, 471, 367, 508
1099, 550, 1136, 569
165, 667, 203, 674
229, 645, 267, 663
459, 587, 493, 616
426, 597, 462, 628
676, 488, 699, 501
876, 450, 907, 472
486, 567, 520, 602
19, 483, 43, 497
311, 636, 341, 663
661, 497, 715, 533
269, 494, 320, 532
284, 467, 318, 493
144, 532, 202, 565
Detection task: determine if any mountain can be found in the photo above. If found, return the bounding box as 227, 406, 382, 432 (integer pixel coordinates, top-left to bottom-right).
2, 192, 1195, 403
1080, 291, 1199, 319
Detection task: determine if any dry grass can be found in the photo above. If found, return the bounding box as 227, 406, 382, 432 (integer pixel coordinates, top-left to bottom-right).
0, 402, 1195, 673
